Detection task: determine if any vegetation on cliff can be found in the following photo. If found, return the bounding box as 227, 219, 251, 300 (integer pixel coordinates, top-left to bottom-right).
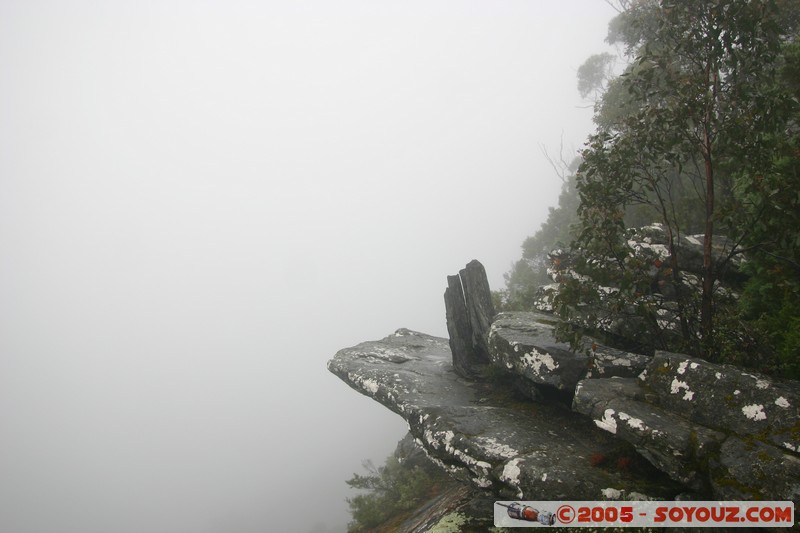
345, 454, 450, 532
501, 0, 800, 377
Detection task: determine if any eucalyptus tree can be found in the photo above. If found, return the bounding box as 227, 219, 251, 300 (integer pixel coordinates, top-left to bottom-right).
560, 0, 798, 358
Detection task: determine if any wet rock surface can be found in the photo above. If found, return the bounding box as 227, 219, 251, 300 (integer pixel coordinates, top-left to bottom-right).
487, 312, 651, 392
331, 259, 799, 515
487, 312, 588, 392
328, 329, 683, 501
444, 260, 495, 378
574, 377, 724, 492
643, 351, 800, 454
574, 352, 800, 502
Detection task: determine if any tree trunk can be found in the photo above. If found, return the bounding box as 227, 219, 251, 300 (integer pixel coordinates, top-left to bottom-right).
700, 67, 718, 359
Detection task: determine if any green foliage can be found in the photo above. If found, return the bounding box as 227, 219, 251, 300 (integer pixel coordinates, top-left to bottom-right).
501, 167, 582, 311
555, 0, 800, 362
501, 0, 800, 374
345, 455, 446, 532
578, 52, 616, 100
428, 512, 468, 533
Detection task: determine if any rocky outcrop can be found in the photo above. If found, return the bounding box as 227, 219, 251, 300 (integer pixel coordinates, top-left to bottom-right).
532, 224, 745, 346
573, 377, 725, 493
574, 352, 800, 501
644, 352, 800, 453
330, 321, 800, 510
444, 260, 496, 378
487, 311, 650, 393
487, 312, 588, 392
328, 329, 684, 502
376, 434, 498, 533
330, 259, 799, 517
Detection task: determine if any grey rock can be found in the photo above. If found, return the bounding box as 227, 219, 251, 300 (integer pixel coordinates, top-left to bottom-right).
587, 342, 652, 379
444, 260, 495, 378
628, 224, 745, 282
711, 436, 800, 501
328, 329, 682, 501
572, 352, 800, 504
643, 351, 800, 454
445, 275, 478, 378
485, 312, 650, 395
460, 260, 496, 362
531, 225, 744, 346
574, 377, 724, 492
487, 312, 589, 392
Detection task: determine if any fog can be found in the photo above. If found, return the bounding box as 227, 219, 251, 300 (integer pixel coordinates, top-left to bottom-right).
0, 2, 614, 531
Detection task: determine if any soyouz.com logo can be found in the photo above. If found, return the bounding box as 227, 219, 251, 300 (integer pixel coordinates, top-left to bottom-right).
493, 501, 794, 528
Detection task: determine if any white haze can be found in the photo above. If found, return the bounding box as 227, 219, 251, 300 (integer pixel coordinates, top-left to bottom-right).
0, 1, 614, 531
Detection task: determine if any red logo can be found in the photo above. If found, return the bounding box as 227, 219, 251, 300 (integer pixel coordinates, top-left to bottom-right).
557, 505, 575, 524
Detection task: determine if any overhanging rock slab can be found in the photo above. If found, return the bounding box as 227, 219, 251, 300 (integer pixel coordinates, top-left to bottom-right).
328, 329, 683, 501
487, 312, 589, 392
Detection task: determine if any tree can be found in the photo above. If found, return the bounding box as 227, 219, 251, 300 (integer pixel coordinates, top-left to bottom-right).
577, 52, 616, 101
500, 162, 581, 311
345, 455, 445, 532
560, 0, 799, 359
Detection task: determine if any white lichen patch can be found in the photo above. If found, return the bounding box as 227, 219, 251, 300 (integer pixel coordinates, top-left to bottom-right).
671, 378, 689, 394
358, 346, 413, 363
595, 408, 618, 434
627, 239, 670, 258
734, 389, 741, 395
598, 285, 618, 295
521, 348, 558, 376
349, 372, 381, 395
715, 372, 722, 380
473, 477, 492, 488
690, 362, 699, 370
742, 404, 767, 421
601, 487, 622, 500
475, 437, 518, 459
756, 379, 771, 390
685, 235, 702, 246
500, 459, 522, 491
618, 412, 647, 432
677, 361, 689, 375
669, 378, 695, 400
638, 369, 648, 381
439, 431, 492, 475
541, 473, 548, 482
776, 396, 791, 408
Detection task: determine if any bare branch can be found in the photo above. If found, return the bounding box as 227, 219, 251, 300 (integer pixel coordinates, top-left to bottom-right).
539, 134, 576, 184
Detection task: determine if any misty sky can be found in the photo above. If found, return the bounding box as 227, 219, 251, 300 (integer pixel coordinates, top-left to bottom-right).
0, 1, 615, 531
